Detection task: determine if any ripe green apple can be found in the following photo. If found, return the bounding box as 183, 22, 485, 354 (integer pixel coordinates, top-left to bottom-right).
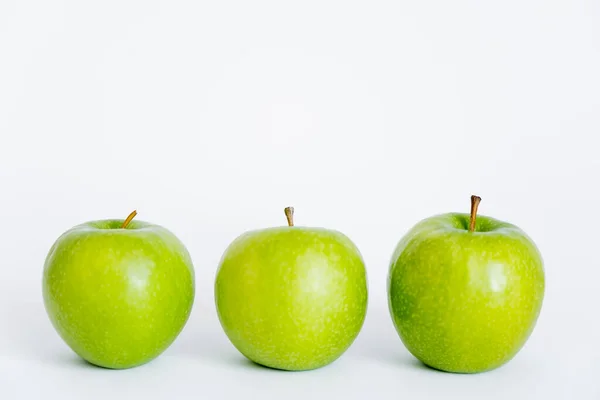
42, 211, 195, 369
215, 207, 368, 371
388, 196, 545, 373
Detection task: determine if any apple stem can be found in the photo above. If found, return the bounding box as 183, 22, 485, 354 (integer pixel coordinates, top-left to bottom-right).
121, 210, 138, 229
284, 207, 295, 227
469, 195, 481, 232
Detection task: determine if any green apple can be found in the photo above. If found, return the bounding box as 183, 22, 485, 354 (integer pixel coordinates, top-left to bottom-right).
42, 211, 195, 369
215, 207, 368, 371
388, 196, 545, 373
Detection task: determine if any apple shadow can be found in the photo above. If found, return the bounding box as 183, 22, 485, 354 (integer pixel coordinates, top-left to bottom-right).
0, 298, 169, 371
238, 357, 298, 372
404, 358, 449, 373
170, 324, 303, 373
354, 335, 473, 375
5, 297, 274, 371
346, 307, 461, 374
168, 312, 337, 373
61, 354, 114, 370
375, 351, 501, 376
166, 311, 248, 368
2, 298, 136, 370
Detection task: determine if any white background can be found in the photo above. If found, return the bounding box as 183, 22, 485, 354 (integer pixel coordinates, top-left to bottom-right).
1, 0, 599, 398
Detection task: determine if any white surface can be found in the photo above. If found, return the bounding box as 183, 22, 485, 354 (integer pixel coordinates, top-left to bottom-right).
1, 0, 599, 398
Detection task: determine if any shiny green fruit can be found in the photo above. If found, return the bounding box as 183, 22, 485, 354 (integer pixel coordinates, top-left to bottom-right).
388, 196, 545, 373
42, 211, 195, 369
215, 207, 368, 371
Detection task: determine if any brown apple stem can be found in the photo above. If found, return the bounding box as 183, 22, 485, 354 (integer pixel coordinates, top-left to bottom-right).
284, 207, 294, 227
121, 210, 138, 229
469, 195, 481, 232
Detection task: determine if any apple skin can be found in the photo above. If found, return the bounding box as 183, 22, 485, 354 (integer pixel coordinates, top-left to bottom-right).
388, 213, 545, 373
42, 219, 195, 369
215, 227, 368, 371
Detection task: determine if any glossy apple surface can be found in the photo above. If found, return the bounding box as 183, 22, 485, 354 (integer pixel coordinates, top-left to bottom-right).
43, 215, 195, 369
215, 208, 368, 371
388, 199, 545, 373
